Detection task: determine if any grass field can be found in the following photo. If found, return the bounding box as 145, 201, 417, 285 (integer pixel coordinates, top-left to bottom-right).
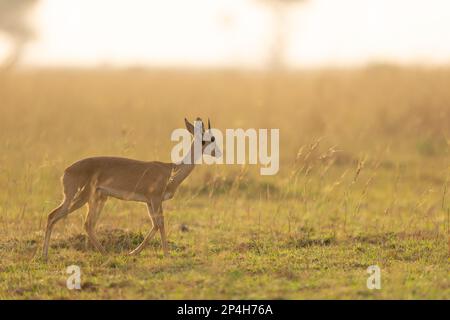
0, 67, 448, 299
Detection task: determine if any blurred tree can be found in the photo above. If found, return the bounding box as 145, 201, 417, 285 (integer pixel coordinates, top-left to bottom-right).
258, 0, 307, 70
0, 0, 38, 69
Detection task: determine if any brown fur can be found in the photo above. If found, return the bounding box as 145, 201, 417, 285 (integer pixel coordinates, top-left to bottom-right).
42, 118, 216, 260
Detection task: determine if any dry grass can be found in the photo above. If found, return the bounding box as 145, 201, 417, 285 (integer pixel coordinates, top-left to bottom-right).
0, 66, 449, 299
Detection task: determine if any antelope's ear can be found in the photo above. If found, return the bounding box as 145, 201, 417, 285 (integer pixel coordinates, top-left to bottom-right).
185, 118, 194, 135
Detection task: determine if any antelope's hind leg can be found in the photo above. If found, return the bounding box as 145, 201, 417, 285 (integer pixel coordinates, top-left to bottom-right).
42, 179, 88, 260
84, 190, 107, 254
42, 203, 69, 260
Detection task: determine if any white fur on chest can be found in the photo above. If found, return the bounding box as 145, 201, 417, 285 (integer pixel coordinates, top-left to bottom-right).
163, 192, 173, 201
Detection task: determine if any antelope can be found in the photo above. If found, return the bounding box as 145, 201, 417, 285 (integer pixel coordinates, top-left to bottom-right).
42, 118, 220, 260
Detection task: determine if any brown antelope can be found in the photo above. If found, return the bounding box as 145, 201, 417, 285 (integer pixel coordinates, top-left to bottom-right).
42, 118, 219, 260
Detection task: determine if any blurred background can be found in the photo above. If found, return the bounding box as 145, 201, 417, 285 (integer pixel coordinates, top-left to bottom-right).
1, 0, 450, 70
0, 0, 449, 173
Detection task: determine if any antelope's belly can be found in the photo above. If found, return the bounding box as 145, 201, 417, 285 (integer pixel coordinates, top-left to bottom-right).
98, 186, 148, 202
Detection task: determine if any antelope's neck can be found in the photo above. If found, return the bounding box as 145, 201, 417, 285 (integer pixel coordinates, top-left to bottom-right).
165, 163, 195, 197
165, 142, 198, 197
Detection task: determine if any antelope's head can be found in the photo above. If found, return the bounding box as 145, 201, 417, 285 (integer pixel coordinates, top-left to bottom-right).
184, 117, 221, 158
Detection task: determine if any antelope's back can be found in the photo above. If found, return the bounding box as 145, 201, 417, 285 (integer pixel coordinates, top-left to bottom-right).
65, 157, 174, 197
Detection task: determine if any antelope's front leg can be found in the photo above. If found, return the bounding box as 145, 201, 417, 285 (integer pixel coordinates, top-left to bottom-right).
155, 202, 169, 257
128, 202, 158, 256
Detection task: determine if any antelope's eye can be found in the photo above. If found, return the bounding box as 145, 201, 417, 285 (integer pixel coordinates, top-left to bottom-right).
211, 136, 215, 142
202, 140, 206, 145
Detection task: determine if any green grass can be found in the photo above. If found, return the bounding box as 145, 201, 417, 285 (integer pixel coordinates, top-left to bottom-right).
0, 68, 449, 299
0, 209, 447, 299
